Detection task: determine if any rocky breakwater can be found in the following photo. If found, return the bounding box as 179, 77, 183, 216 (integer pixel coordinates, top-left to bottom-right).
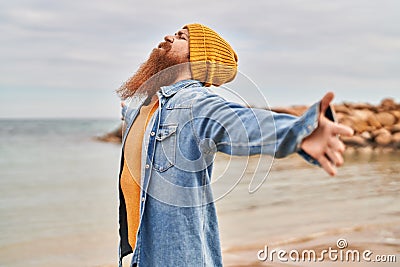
95, 125, 122, 144
272, 98, 400, 152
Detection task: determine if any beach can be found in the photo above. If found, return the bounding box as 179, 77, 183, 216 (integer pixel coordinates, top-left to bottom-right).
216, 153, 400, 266
0, 119, 399, 266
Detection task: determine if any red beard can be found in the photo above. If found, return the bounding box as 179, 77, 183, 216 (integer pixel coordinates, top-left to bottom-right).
117, 42, 187, 99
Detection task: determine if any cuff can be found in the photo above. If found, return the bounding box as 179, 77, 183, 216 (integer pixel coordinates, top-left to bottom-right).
296, 101, 335, 166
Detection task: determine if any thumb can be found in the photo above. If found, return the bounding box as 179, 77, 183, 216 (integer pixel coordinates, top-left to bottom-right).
320, 92, 334, 115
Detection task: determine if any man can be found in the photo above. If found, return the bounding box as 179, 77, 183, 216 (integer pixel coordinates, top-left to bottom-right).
116, 23, 353, 267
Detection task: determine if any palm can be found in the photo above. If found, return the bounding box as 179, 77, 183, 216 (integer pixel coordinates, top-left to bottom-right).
300, 92, 354, 176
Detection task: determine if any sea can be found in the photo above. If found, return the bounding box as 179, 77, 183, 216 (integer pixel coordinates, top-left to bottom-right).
0, 119, 399, 267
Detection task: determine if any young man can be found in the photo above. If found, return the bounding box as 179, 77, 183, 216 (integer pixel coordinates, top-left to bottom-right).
116, 23, 353, 267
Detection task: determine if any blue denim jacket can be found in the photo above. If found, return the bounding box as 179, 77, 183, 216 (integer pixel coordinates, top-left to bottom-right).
119, 80, 324, 266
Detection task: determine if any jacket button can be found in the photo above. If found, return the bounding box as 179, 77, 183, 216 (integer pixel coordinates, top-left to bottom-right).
142, 197, 145, 202
150, 131, 155, 136
145, 164, 150, 169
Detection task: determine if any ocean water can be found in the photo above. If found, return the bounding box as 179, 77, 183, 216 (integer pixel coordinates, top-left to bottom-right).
0, 119, 399, 267
0, 119, 122, 267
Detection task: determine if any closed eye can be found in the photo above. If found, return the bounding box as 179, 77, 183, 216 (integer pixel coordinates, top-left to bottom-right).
176, 32, 188, 40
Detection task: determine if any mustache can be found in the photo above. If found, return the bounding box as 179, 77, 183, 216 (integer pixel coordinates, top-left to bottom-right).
157, 41, 172, 51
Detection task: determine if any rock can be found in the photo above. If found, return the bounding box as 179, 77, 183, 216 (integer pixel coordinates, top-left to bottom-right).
366, 114, 382, 128
375, 112, 396, 127
380, 98, 396, 110
371, 128, 390, 138
360, 131, 372, 140
375, 132, 392, 146
336, 113, 346, 122
95, 125, 122, 143
393, 132, 400, 148
334, 104, 351, 114
339, 118, 355, 128
391, 123, 400, 134
352, 109, 373, 121
390, 110, 400, 121
351, 118, 372, 133
352, 103, 373, 109
392, 132, 400, 142
96, 135, 121, 143
340, 135, 368, 147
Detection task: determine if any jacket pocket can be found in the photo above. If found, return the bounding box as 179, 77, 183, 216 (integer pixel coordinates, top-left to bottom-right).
152, 124, 177, 172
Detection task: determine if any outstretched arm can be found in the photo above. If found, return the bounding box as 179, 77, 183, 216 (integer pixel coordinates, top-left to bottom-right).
300, 92, 354, 176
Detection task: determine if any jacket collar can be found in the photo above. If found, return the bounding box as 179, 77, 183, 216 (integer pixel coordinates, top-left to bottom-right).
160, 79, 203, 98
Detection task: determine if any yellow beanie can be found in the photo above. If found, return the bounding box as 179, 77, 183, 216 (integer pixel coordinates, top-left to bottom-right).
183, 23, 238, 87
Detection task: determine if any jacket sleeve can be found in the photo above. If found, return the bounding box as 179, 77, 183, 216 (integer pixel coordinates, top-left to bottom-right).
190, 90, 325, 161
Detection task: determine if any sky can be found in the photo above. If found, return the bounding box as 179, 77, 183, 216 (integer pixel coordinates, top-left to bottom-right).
0, 0, 399, 118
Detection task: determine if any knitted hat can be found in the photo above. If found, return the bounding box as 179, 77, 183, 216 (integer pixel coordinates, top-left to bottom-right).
183, 23, 238, 87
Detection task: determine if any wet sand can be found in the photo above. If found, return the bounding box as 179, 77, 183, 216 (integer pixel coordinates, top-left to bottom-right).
223, 222, 400, 266
215, 152, 400, 267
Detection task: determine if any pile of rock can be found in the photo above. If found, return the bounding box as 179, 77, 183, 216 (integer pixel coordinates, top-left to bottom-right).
336, 98, 400, 150
272, 98, 400, 152
95, 126, 122, 144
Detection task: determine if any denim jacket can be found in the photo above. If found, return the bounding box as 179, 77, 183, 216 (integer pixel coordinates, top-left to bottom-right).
119, 79, 326, 266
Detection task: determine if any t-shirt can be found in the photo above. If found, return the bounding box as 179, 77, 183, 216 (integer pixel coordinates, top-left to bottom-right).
120, 100, 158, 249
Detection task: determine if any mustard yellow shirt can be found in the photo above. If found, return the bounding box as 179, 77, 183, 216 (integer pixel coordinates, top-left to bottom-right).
120, 100, 158, 248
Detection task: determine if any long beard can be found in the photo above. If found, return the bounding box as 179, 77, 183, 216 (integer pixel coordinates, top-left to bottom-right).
117, 43, 186, 100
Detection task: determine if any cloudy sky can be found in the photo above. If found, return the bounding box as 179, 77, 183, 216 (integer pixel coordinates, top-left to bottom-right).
1, 0, 399, 118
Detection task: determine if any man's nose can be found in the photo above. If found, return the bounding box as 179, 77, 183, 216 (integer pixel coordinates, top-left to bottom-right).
164, 35, 174, 43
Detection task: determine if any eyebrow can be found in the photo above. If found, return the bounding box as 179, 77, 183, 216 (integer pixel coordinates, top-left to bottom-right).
176, 30, 189, 37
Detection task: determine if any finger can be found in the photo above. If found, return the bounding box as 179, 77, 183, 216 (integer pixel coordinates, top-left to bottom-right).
332, 123, 354, 137
329, 137, 346, 154
318, 155, 337, 176
121, 101, 126, 107
320, 92, 335, 115
326, 149, 344, 167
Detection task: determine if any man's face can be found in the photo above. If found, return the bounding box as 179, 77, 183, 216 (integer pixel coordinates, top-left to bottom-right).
117, 28, 190, 99
157, 28, 189, 63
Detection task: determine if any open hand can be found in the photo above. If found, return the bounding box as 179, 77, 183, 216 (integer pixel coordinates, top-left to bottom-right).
300, 92, 354, 176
